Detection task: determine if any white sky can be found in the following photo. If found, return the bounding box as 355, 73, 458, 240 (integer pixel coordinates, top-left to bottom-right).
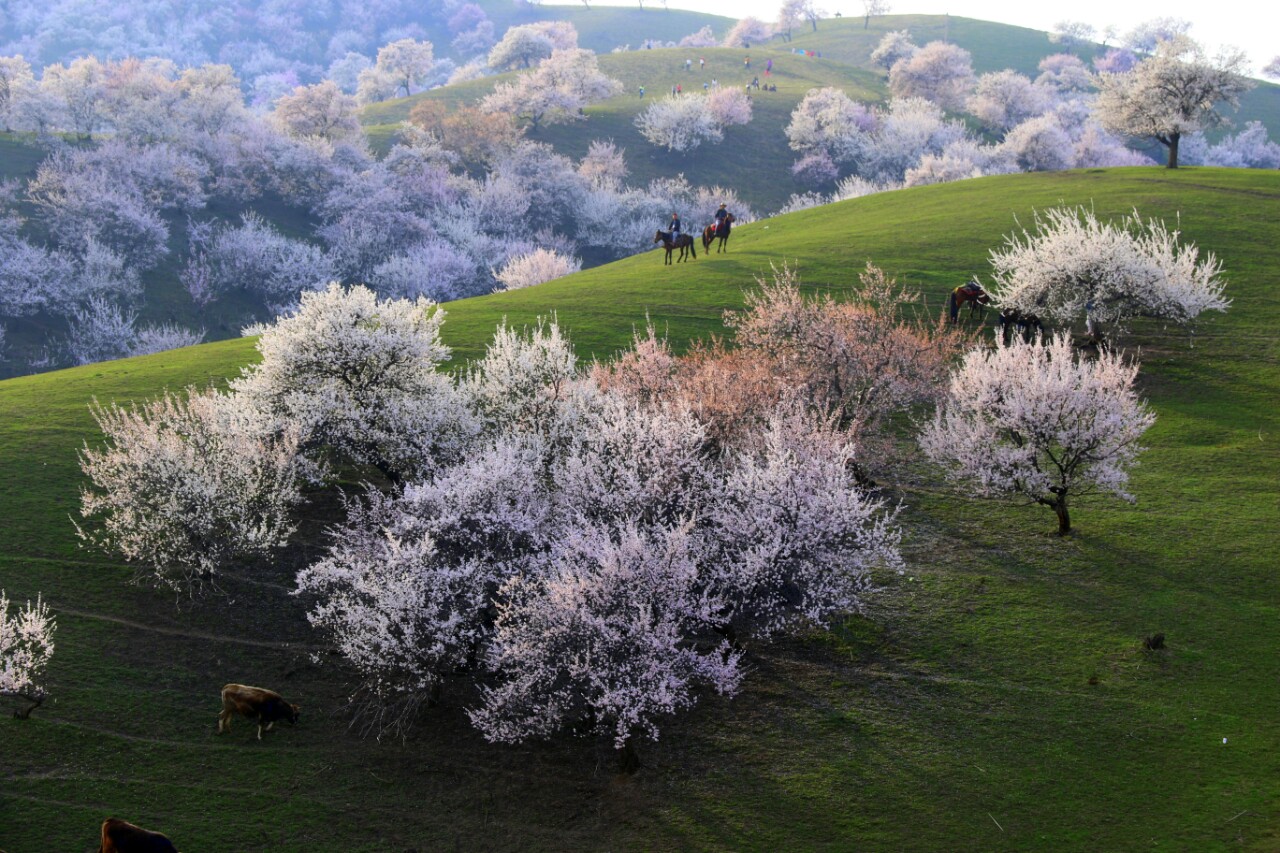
606, 1, 1279, 76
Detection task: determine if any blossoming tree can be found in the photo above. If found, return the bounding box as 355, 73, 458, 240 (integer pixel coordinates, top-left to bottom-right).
1, 591, 56, 718
919, 333, 1156, 535
987, 206, 1230, 333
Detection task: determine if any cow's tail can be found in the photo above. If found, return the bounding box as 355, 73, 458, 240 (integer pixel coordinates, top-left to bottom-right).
948, 290, 958, 322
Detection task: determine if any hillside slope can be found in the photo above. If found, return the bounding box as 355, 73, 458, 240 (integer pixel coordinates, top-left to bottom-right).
783, 14, 1280, 137
2, 168, 1277, 851
364, 15, 1280, 212
363, 46, 887, 213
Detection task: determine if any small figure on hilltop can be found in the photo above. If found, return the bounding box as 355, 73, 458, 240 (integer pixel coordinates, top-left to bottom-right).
638, 85, 645, 98
700, 57, 706, 70
766, 58, 773, 75
677, 83, 682, 94
686, 58, 692, 71
744, 55, 751, 69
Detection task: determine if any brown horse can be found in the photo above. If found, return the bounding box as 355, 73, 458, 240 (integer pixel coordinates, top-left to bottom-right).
654, 230, 697, 264
949, 279, 991, 323
701, 213, 736, 253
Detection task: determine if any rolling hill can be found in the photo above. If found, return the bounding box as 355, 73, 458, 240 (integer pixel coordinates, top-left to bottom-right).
2, 167, 1277, 851
362, 14, 1280, 213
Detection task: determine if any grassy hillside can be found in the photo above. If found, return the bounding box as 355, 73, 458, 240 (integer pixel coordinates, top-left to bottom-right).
786, 13, 1101, 76
364, 16, 1280, 211
482, 3, 733, 56
364, 47, 886, 213
2, 167, 1277, 851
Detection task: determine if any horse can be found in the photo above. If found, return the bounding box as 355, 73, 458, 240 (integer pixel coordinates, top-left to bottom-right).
654, 230, 697, 264
997, 307, 1044, 344
702, 213, 736, 254
948, 280, 990, 323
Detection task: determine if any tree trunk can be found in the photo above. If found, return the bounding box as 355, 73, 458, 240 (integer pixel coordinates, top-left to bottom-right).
1167, 132, 1180, 169
1038, 494, 1071, 535
10, 693, 43, 720
1053, 498, 1070, 536
864, 14, 870, 29
617, 738, 640, 773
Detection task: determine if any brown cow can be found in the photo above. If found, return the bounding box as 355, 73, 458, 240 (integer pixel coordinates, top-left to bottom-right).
98, 817, 178, 852
217, 683, 299, 741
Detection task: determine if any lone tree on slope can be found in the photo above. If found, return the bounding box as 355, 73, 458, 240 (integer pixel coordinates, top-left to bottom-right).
1095, 35, 1252, 168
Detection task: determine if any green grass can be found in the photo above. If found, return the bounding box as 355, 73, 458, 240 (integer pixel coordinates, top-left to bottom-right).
786, 13, 1102, 76
1, 167, 1278, 850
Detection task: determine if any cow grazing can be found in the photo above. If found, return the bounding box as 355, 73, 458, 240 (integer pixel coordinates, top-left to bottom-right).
98, 817, 178, 853
217, 683, 299, 741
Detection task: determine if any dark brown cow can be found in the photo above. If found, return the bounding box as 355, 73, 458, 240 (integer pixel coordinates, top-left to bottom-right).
98, 817, 178, 853
217, 683, 299, 741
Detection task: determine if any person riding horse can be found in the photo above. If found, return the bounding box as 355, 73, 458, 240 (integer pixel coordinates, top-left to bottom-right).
663, 212, 682, 243
703, 204, 735, 252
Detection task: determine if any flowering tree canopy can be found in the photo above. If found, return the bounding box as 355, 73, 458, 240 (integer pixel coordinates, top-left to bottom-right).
871, 30, 917, 71
1095, 36, 1252, 168
722, 17, 774, 49
231, 284, 476, 483
889, 41, 975, 111
987, 206, 1230, 331
78, 387, 307, 588
920, 333, 1155, 535
481, 48, 621, 131
495, 248, 581, 291
1, 591, 56, 718
635, 94, 723, 152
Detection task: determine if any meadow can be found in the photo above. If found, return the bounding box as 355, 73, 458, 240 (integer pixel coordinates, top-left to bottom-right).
1, 167, 1277, 850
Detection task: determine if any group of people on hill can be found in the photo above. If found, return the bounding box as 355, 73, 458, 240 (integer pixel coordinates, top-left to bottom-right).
638, 55, 778, 99
662, 203, 732, 243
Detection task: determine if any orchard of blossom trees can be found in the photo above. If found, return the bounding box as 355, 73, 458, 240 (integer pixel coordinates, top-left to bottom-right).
77, 268, 967, 758
0, 39, 754, 376
74, 200, 1230, 761
782, 24, 1269, 199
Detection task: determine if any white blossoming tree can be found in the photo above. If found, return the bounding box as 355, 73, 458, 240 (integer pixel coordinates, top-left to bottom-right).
481, 48, 621, 131
470, 521, 743, 771
635, 94, 722, 152
721, 17, 774, 49
919, 333, 1156, 535
232, 284, 478, 484
1, 591, 56, 718
871, 30, 917, 72
1095, 36, 1252, 168
784, 87, 876, 167
295, 436, 552, 734
273, 81, 362, 143
79, 387, 307, 588
987, 206, 1230, 333
888, 41, 975, 111
709, 406, 902, 641
495, 248, 581, 291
